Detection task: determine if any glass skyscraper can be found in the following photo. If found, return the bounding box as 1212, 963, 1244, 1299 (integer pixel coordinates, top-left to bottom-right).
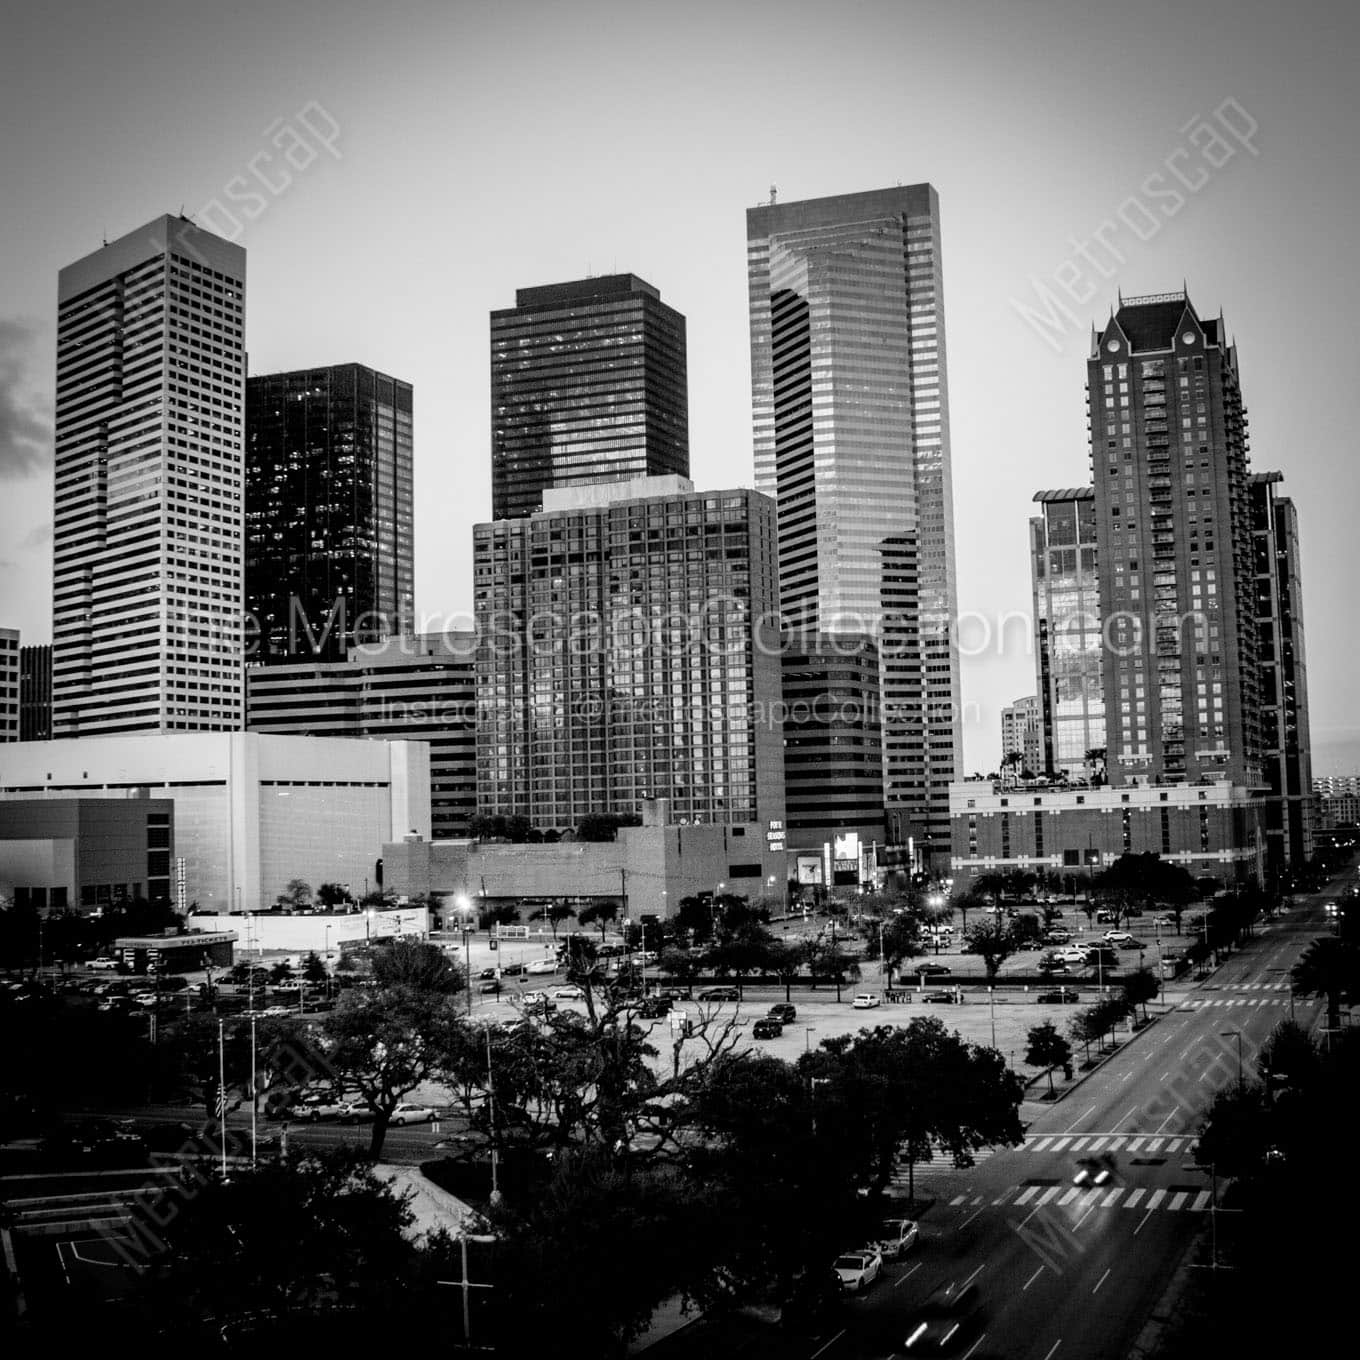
747, 185, 962, 864
245, 364, 414, 662
490, 275, 688, 521
1030, 488, 1105, 775
52, 215, 245, 736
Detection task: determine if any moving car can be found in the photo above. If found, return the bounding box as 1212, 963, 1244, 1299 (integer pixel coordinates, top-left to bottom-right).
833, 1249, 882, 1292
903, 1281, 982, 1353
852, 993, 881, 1009
921, 990, 956, 1004
1104, 930, 1134, 944
697, 986, 739, 1002
526, 957, 558, 975
768, 1002, 797, 1023
752, 1018, 783, 1039
478, 979, 502, 994
1037, 958, 1070, 976
874, 1218, 920, 1259
553, 984, 584, 1000
1036, 988, 1079, 1004
391, 1102, 437, 1126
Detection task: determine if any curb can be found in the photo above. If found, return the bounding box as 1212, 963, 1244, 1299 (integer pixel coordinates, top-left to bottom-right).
1022, 1005, 1171, 1108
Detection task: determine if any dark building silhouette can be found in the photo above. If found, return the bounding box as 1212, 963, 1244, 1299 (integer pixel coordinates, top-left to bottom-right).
20, 644, 52, 742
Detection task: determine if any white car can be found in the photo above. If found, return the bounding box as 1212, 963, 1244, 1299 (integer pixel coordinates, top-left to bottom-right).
1056, 947, 1088, 965
874, 1218, 920, 1259
526, 957, 559, 975
852, 993, 881, 1009
390, 1102, 438, 1126
834, 1249, 882, 1292
294, 1094, 350, 1121
1104, 930, 1134, 944
87, 957, 121, 972
553, 984, 585, 1000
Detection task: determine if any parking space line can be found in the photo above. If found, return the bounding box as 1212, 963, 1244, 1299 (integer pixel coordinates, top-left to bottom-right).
1023, 1265, 1044, 1291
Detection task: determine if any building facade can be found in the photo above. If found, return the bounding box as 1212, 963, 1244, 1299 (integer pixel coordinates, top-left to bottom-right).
246, 364, 414, 661
0, 733, 429, 913
0, 629, 17, 742
1031, 488, 1105, 776
0, 798, 174, 912
1250, 472, 1314, 873
52, 215, 245, 736
19, 644, 52, 742
746, 186, 962, 865
246, 632, 477, 838
1090, 294, 1260, 790
780, 633, 885, 849
474, 477, 785, 831
490, 275, 688, 521
1000, 696, 1044, 778
1315, 776, 1360, 829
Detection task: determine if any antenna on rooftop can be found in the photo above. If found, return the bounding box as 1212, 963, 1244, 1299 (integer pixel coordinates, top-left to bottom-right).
769, 184, 777, 205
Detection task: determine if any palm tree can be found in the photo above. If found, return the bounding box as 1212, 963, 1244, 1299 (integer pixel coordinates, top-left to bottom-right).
1291, 937, 1360, 1034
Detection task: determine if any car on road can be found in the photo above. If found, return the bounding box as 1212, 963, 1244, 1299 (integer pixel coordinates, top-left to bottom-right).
633, 996, 671, 1018
521, 992, 555, 1013
391, 1102, 438, 1126
752, 1018, 783, 1039
291, 1093, 350, 1121
903, 1280, 982, 1352
553, 984, 584, 1000
833, 1249, 882, 1292
478, 979, 502, 994
852, 993, 881, 1009
921, 990, 956, 1004
526, 957, 558, 975
696, 986, 739, 1002
1055, 947, 1088, 965
1037, 961, 1071, 977
767, 1002, 797, 1023
1104, 929, 1134, 944
478, 967, 498, 980
87, 957, 121, 971
1037, 988, 1080, 1004
874, 1218, 920, 1259
913, 961, 952, 977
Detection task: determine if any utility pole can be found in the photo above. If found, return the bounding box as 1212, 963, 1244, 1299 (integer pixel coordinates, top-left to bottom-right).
250, 1013, 258, 1166
486, 1026, 501, 1205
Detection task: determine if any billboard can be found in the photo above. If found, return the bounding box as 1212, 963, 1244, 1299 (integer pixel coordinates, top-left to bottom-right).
796, 854, 823, 885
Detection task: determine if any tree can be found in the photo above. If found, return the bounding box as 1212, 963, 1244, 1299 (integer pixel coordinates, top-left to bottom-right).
1195, 1081, 1274, 1179
578, 900, 620, 941
576, 812, 642, 843
1291, 937, 1360, 1033
321, 985, 466, 1158
269, 960, 294, 985
370, 938, 464, 994
658, 945, 702, 998
1026, 1021, 1072, 1098
1068, 1009, 1101, 1066
315, 882, 354, 908
301, 952, 328, 986
276, 878, 312, 910
876, 913, 926, 988
963, 918, 1016, 981
529, 901, 576, 938
1092, 853, 1196, 929
1120, 966, 1159, 1023
478, 903, 520, 931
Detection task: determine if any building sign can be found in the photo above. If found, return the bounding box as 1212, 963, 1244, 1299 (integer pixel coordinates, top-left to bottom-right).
175, 857, 186, 913
796, 854, 823, 885
832, 831, 861, 885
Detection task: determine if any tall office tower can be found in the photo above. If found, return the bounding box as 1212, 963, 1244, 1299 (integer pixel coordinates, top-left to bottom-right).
780, 634, 885, 848
246, 365, 414, 662
747, 186, 962, 866
246, 632, 477, 839
490, 275, 688, 521
52, 215, 245, 736
1250, 472, 1314, 873
0, 629, 18, 741
1030, 488, 1106, 776
475, 477, 784, 830
1090, 293, 1259, 790
999, 696, 1043, 777
19, 644, 52, 741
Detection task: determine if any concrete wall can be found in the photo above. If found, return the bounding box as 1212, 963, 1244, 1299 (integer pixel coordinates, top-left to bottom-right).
187, 906, 429, 954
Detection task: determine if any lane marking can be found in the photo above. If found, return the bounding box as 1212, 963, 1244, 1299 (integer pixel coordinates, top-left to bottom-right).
961, 1263, 986, 1287
1154, 1111, 1177, 1132
1014, 1186, 1040, 1205
894, 1261, 923, 1289
1073, 1203, 1097, 1231
1101, 1188, 1124, 1207
809, 1328, 845, 1359
1145, 1189, 1167, 1210
1023, 1265, 1044, 1291
1049, 1137, 1072, 1151
1043, 1341, 1062, 1360
959, 1206, 984, 1229
1069, 1137, 1089, 1151
1093, 1268, 1110, 1294
1063, 1106, 1096, 1134
1031, 1136, 1053, 1151
1190, 1191, 1212, 1211
961, 1337, 987, 1360
1167, 1192, 1189, 1211
1134, 1208, 1155, 1236
1088, 1136, 1108, 1151
1057, 1188, 1081, 1206
1124, 1188, 1145, 1209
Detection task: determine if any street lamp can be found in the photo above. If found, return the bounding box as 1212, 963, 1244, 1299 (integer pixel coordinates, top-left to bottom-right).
988, 986, 996, 1048
805, 1025, 816, 1053
454, 894, 474, 1016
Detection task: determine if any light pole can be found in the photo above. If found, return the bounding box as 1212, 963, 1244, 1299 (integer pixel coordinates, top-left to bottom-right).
455, 895, 473, 1016
988, 985, 996, 1048
1220, 1029, 1244, 1089
805, 1026, 816, 1054
366, 908, 375, 945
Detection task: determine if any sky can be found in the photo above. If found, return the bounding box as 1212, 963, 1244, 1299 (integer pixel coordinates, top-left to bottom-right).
1, 0, 1357, 775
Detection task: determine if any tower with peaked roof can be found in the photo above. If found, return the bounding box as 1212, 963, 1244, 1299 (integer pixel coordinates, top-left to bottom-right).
1087, 292, 1260, 790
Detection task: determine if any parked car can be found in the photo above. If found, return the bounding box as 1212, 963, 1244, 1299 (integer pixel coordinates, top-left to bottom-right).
634, 996, 671, 1018
921, 990, 956, 1004
1043, 929, 1072, 944
852, 993, 881, 1009
768, 1002, 797, 1023
1037, 988, 1080, 1004
752, 1018, 783, 1039
526, 957, 558, 975
478, 967, 498, 981
390, 1102, 437, 1126
87, 957, 121, 972
1037, 960, 1071, 976
874, 1218, 920, 1259
697, 986, 739, 1002
500, 962, 526, 977
833, 1248, 882, 1292
1056, 947, 1088, 965
553, 984, 584, 1000
291, 1093, 350, 1121
521, 992, 555, 1014
1104, 930, 1134, 945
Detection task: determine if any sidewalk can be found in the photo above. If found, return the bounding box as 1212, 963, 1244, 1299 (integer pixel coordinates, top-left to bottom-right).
374, 1163, 482, 1243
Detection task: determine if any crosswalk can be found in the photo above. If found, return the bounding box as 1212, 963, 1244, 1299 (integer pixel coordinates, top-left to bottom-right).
888, 1132, 1200, 1185
946, 1184, 1213, 1215
1178, 997, 1288, 1009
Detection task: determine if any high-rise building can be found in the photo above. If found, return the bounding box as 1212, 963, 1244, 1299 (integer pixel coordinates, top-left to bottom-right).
1250, 472, 1313, 873
1031, 488, 1105, 776
1000, 696, 1043, 777
52, 215, 245, 736
19, 644, 51, 742
474, 477, 784, 831
1090, 293, 1259, 789
246, 364, 414, 661
746, 185, 962, 866
0, 629, 18, 742
490, 275, 688, 521
246, 632, 477, 839
780, 633, 884, 848
1315, 776, 1360, 830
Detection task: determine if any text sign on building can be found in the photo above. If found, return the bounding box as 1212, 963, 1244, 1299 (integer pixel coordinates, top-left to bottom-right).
175, 857, 186, 913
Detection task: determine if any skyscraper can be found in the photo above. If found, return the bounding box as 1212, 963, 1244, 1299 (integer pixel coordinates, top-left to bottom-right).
19, 644, 51, 742
0, 629, 18, 742
475, 477, 784, 831
52, 215, 245, 736
1250, 472, 1313, 873
747, 185, 962, 864
490, 275, 688, 520
1090, 293, 1259, 789
1000, 696, 1044, 777
246, 364, 414, 661
1031, 488, 1105, 776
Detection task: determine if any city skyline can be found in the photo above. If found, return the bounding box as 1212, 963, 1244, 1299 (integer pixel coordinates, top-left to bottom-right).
1, 0, 1357, 776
